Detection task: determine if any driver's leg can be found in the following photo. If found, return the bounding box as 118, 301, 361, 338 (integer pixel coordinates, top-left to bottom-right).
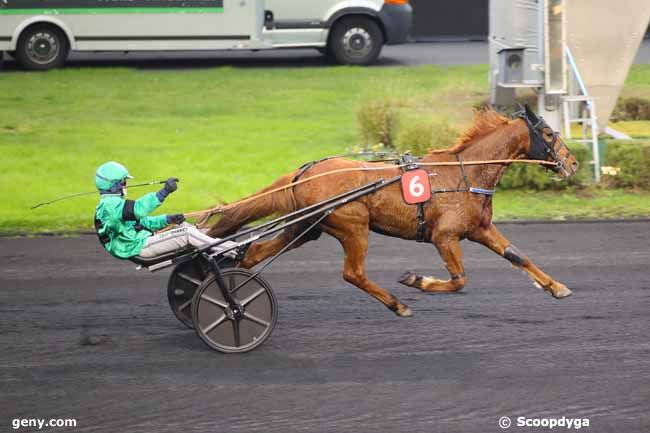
184, 224, 239, 256
138, 224, 238, 258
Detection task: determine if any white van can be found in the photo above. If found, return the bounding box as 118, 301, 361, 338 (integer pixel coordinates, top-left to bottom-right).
0, 0, 412, 70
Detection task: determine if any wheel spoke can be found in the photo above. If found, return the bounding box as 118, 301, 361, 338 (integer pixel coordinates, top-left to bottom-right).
243, 311, 270, 328
200, 293, 228, 309
179, 299, 192, 311
228, 274, 236, 293
232, 320, 241, 347
241, 288, 266, 307
178, 272, 202, 286
202, 314, 227, 334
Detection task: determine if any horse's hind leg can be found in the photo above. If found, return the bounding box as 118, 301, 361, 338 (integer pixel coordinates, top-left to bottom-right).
238, 223, 322, 269
469, 223, 571, 298
399, 233, 467, 293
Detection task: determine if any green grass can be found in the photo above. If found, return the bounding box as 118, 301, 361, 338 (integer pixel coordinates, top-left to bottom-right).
493, 188, 650, 221
621, 64, 650, 99
1, 64, 649, 234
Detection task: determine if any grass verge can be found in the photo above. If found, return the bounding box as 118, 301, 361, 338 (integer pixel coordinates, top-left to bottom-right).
493, 188, 650, 221
1, 64, 650, 233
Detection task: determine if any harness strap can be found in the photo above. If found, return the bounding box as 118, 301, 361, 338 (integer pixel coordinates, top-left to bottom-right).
456, 154, 471, 189
188, 159, 557, 218
292, 161, 316, 183
400, 153, 418, 170
416, 202, 427, 243
469, 187, 496, 196
398, 153, 429, 243
292, 156, 337, 183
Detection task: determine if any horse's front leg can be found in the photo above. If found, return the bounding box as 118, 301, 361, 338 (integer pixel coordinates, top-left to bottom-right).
399, 234, 467, 293
469, 223, 572, 298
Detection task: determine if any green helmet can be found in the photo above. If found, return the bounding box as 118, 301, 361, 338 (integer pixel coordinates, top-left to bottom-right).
95, 161, 133, 193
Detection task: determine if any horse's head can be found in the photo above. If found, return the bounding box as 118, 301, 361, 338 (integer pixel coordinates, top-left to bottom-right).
517, 105, 579, 179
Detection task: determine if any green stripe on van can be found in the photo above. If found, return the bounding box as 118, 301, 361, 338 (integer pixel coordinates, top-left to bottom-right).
0, 7, 224, 15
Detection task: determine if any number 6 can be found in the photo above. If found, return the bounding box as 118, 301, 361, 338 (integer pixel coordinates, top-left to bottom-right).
409, 175, 424, 197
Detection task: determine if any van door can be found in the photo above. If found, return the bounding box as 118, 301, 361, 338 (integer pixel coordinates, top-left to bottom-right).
264, 0, 341, 46
266, 0, 336, 28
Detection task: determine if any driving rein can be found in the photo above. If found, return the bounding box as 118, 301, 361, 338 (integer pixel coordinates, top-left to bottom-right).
188, 111, 566, 225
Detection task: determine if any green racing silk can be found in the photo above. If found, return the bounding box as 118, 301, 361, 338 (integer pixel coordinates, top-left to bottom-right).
94, 192, 168, 259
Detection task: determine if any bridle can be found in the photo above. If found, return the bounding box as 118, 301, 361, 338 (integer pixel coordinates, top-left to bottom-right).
514, 105, 572, 177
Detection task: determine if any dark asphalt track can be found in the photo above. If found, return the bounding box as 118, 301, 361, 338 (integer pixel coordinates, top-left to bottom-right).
1, 221, 649, 432
2, 41, 649, 70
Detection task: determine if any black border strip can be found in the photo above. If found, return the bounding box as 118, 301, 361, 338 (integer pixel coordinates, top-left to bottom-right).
0, 37, 11, 41
274, 20, 325, 30
76, 35, 250, 41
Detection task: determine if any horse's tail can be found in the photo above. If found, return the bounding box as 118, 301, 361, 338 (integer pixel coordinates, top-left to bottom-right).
206, 171, 298, 238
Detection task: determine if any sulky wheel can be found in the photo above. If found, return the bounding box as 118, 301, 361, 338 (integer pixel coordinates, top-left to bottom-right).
192, 268, 278, 353
167, 256, 234, 329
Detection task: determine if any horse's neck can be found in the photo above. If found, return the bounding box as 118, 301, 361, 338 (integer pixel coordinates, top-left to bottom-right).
440, 121, 529, 190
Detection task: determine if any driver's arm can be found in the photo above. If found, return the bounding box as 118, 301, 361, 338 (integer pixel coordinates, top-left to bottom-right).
121, 178, 179, 222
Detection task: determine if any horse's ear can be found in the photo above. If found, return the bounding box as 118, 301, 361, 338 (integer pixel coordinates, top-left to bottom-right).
524, 104, 539, 123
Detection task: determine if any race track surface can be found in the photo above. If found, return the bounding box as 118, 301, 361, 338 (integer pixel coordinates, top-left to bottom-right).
2, 41, 649, 70
1, 222, 649, 433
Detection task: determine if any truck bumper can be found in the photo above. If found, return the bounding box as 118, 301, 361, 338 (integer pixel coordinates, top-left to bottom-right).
378, 3, 413, 45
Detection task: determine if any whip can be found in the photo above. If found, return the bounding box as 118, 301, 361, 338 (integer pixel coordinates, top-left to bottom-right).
30, 180, 166, 210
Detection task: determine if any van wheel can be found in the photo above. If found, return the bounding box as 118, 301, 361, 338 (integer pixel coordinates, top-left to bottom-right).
328, 17, 383, 66
16, 25, 69, 71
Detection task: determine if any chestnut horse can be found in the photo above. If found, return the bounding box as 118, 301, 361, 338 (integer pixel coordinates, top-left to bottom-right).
207, 107, 579, 317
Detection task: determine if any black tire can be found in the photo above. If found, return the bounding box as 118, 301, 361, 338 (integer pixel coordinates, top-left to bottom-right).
167, 259, 208, 329
192, 268, 278, 354
16, 25, 69, 71
167, 256, 235, 329
328, 17, 384, 66
6, 51, 16, 60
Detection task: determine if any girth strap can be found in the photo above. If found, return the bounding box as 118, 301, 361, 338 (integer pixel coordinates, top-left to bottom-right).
416, 202, 427, 243
398, 154, 429, 243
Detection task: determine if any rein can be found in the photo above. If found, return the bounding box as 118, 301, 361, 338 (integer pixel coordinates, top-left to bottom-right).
186, 158, 557, 220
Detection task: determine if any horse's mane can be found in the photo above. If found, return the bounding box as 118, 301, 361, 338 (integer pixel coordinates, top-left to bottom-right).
431, 108, 511, 155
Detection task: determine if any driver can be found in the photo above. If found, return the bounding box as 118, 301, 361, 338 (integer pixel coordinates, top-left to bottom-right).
94, 161, 235, 259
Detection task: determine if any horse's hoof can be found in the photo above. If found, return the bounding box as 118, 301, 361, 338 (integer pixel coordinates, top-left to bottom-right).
552, 284, 573, 299
395, 306, 413, 317
398, 272, 416, 286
